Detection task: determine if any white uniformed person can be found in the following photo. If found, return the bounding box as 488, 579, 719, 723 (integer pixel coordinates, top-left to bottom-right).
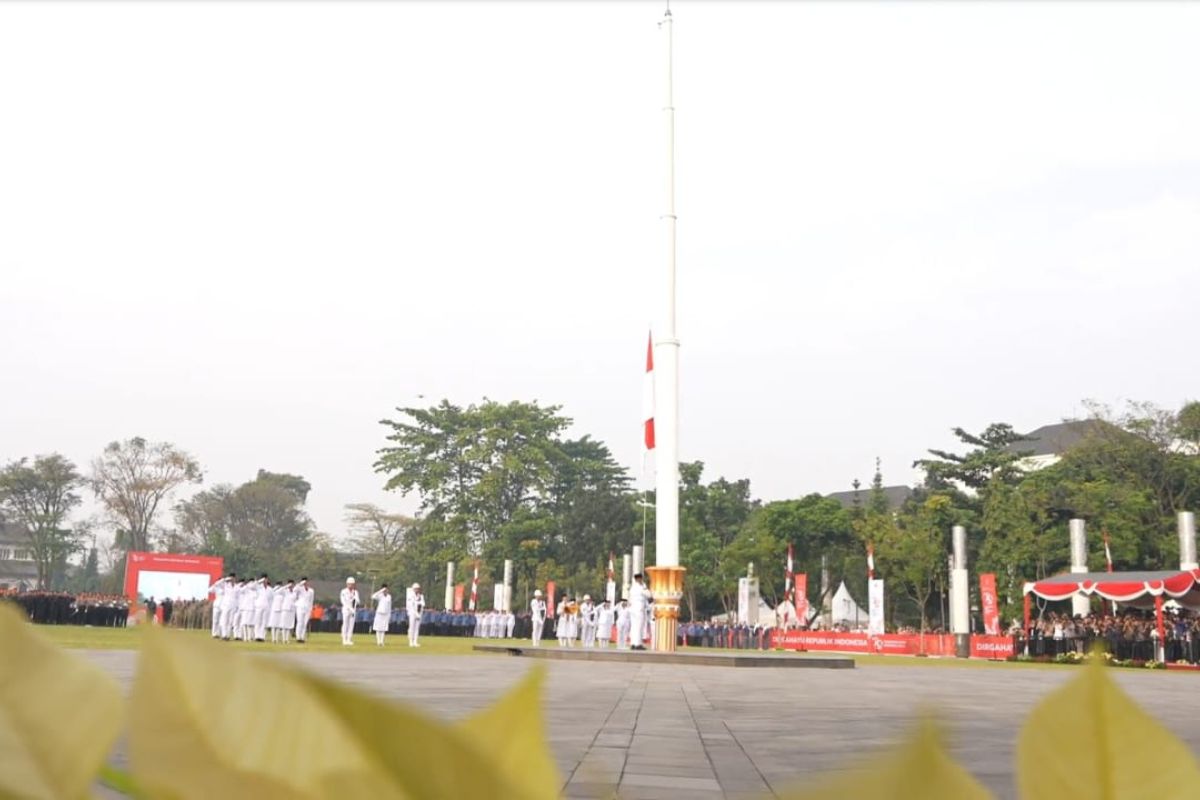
406, 583, 425, 647
207, 575, 230, 638
579, 595, 597, 647
530, 590, 547, 646
294, 577, 315, 643
238, 579, 256, 641
371, 584, 393, 647
340, 577, 360, 646
253, 575, 271, 642
278, 580, 297, 644
597, 600, 615, 648
616, 598, 632, 650
629, 573, 651, 650
268, 582, 286, 643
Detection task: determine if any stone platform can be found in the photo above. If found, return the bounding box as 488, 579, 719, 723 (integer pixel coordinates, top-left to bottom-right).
473, 644, 854, 668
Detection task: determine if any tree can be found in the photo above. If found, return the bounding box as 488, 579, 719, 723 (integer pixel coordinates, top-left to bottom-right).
0, 454, 86, 589
915, 423, 1030, 493
375, 400, 571, 549
885, 495, 953, 633
92, 437, 202, 553
344, 503, 415, 574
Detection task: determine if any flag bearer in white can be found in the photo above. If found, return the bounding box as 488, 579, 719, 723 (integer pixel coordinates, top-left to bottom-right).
505, 610, 516, 638
615, 599, 631, 650
579, 595, 597, 647
556, 598, 571, 647
218, 575, 239, 640
294, 578, 314, 643
278, 580, 297, 644
372, 585, 393, 647
629, 574, 650, 650
207, 575, 229, 638
268, 581, 286, 643
530, 590, 547, 646
253, 575, 271, 642
407, 583, 425, 647
597, 600, 614, 648
340, 577, 360, 646
238, 579, 256, 641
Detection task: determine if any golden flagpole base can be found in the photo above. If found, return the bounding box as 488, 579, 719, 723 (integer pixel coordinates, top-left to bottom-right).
646, 565, 687, 652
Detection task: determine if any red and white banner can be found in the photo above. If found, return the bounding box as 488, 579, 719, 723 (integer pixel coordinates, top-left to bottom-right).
123, 551, 224, 603
546, 580, 556, 613
867, 542, 875, 579
1103, 532, 1114, 573
772, 630, 1015, 659
979, 573, 1001, 635
643, 332, 656, 454
794, 573, 809, 623
453, 584, 465, 612
469, 563, 479, 611
785, 543, 794, 604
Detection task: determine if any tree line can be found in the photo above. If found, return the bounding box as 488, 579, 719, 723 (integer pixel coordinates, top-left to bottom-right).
3, 399, 1197, 623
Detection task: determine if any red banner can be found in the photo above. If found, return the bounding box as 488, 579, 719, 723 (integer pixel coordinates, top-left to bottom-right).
794, 573, 809, 624
772, 630, 1014, 659
979, 573, 1000, 635
969, 635, 1015, 659
123, 551, 224, 602
546, 581, 556, 613
453, 584, 465, 612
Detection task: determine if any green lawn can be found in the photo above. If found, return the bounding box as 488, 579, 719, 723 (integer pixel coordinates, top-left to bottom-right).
34, 625, 488, 656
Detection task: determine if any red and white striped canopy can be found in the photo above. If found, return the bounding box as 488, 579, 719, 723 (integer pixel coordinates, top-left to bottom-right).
1023, 569, 1200, 609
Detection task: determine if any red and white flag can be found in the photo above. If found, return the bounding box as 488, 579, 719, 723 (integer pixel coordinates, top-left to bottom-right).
608, 553, 615, 582
867, 542, 875, 580
785, 543, 794, 604
641, 332, 656, 484
1103, 532, 1114, 573
469, 562, 479, 611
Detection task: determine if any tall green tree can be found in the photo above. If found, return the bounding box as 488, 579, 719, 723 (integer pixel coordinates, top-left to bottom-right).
914, 423, 1029, 494
0, 454, 86, 589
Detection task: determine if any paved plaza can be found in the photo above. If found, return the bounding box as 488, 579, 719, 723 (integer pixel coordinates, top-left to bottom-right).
83, 650, 1200, 799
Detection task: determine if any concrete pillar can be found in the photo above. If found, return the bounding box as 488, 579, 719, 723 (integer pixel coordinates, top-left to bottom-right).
444, 562, 455, 610
632, 546, 644, 579
1179, 512, 1199, 570
1069, 519, 1091, 617
502, 559, 514, 613
621, 554, 632, 600
950, 525, 969, 658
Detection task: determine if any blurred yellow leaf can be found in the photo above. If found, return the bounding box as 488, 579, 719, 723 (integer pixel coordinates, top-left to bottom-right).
0, 603, 123, 800
129, 627, 393, 799
459, 667, 560, 800
294, 663, 561, 799
780, 718, 993, 800
1018, 661, 1200, 800
131, 627, 561, 800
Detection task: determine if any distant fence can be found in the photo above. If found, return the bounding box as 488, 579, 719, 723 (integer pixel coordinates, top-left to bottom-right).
770, 630, 1017, 659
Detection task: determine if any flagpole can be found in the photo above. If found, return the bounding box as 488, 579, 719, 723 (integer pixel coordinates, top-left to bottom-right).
646, 2, 686, 654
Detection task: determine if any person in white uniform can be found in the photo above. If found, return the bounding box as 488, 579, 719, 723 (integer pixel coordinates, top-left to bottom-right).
579, 595, 597, 647
371, 584, 393, 647
340, 577, 360, 646
530, 590, 547, 646
238, 578, 256, 641
629, 573, 651, 650
278, 580, 297, 644
597, 600, 615, 648
556, 598, 570, 647
406, 583, 425, 647
207, 574, 230, 638
253, 575, 272, 642
218, 574, 239, 640
615, 599, 631, 650
293, 577, 314, 643
505, 610, 515, 639
268, 581, 286, 643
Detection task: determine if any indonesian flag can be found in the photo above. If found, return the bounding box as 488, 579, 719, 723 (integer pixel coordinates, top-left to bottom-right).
867, 542, 875, 579
608, 553, 615, 582
643, 331, 656, 449
1103, 532, 1114, 573
785, 543, 794, 604
469, 562, 479, 611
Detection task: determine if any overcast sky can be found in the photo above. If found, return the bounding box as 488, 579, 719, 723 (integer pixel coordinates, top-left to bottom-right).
2, 1, 1197, 540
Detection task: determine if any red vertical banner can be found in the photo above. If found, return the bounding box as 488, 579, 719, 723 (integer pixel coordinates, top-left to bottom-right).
547, 581, 556, 613
794, 573, 809, 625
979, 573, 1000, 635
453, 584, 465, 611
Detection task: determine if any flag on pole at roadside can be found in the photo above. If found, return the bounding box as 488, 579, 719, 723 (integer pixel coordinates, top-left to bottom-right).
641, 331, 656, 488
469, 562, 479, 611
1103, 532, 1114, 573
785, 543, 794, 605
867, 542, 875, 580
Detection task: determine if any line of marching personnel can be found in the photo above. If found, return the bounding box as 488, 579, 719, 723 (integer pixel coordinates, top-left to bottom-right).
207, 573, 316, 644
529, 572, 656, 650
1, 588, 130, 627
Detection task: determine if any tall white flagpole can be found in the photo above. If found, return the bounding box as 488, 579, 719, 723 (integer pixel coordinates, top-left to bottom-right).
648, 2, 685, 652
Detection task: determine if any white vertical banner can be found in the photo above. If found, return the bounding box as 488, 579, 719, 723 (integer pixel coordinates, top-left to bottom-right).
867, 579, 885, 636
492, 584, 504, 611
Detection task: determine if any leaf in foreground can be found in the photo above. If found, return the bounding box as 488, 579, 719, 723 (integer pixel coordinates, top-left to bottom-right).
779, 718, 994, 800
1017, 661, 1200, 800
0, 604, 123, 800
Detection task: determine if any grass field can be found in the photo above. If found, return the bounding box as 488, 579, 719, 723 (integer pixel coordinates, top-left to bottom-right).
29, 624, 1071, 668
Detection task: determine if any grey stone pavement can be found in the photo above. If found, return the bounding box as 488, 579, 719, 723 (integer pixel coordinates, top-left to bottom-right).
83, 651, 1200, 799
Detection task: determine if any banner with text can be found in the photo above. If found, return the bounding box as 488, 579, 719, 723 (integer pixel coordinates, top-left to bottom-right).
979, 573, 1001, 635
795, 573, 809, 624
772, 631, 1015, 659
867, 579, 885, 635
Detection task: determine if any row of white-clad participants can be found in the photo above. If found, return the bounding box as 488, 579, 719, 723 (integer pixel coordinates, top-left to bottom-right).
207, 574, 316, 643
529, 572, 654, 650
342, 577, 427, 648
474, 610, 517, 638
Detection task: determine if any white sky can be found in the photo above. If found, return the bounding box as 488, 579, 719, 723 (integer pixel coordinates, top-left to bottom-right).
2, 1, 1197, 540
